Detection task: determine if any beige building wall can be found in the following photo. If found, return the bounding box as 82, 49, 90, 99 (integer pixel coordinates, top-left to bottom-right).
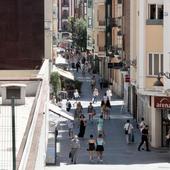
146, 26, 163, 52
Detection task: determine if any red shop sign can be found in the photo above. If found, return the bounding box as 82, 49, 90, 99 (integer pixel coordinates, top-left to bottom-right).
125, 75, 130, 83
154, 97, 170, 108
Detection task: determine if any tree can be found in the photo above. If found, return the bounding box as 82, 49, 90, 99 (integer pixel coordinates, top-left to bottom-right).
68, 17, 87, 50
50, 72, 61, 96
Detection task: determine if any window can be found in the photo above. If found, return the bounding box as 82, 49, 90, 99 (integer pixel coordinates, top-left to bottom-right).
62, 21, 68, 31
157, 5, 163, 19
148, 4, 163, 20
88, 0, 92, 8
6, 86, 21, 99
88, 17, 92, 27
147, 53, 163, 76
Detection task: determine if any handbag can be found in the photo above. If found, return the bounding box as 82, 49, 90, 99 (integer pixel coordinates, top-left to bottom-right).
69, 151, 72, 158
125, 130, 128, 134
125, 123, 130, 134
131, 132, 134, 142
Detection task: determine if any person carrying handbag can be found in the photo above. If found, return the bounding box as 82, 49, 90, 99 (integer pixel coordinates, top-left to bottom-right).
124, 120, 134, 144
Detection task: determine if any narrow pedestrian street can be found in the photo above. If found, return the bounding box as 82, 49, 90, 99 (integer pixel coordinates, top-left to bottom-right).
46, 70, 170, 170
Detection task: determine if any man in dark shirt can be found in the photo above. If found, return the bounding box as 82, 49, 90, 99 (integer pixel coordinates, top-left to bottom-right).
138, 125, 150, 151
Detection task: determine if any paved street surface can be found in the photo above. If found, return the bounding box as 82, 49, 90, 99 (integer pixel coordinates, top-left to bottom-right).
46, 70, 170, 170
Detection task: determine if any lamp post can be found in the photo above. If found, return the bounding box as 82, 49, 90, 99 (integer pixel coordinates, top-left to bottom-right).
153, 72, 170, 86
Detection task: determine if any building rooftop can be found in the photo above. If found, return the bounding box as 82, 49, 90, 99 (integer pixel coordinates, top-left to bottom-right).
0, 97, 35, 170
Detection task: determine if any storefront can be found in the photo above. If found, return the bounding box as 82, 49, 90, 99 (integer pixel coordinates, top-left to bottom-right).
154, 96, 170, 147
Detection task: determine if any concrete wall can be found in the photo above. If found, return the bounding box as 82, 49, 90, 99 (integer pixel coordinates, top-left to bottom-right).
0, 81, 40, 96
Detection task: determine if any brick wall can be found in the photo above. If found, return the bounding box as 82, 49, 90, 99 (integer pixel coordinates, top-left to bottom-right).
0, 0, 44, 70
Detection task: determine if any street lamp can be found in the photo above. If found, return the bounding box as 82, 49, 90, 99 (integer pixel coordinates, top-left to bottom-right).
153, 72, 170, 86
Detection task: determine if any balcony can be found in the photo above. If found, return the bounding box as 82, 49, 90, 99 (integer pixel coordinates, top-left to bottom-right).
62, 15, 69, 19
117, 0, 122, 4
98, 20, 105, 26
111, 18, 117, 27
62, 2, 69, 7
146, 19, 163, 25
98, 46, 105, 51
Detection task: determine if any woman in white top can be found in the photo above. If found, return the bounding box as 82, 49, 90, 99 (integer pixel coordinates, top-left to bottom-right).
124, 119, 134, 144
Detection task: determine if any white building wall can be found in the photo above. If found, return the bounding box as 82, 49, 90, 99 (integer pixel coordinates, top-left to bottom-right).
163, 0, 170, 91
137, 0, 146, 90
45, 0, 53, 60
150, 97, 162, 147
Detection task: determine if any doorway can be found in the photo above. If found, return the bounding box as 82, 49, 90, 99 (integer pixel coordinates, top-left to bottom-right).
161, 109, 170, 147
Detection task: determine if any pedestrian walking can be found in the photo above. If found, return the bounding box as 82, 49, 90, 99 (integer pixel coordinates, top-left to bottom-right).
87, 102, 94, 121
138, 125, 150, 151
97, 115, 104, 136
66, 98, 72, 112
106, 88, 112, 101
91, 75, 96, 90
105, 99, 111, 119
96, 134, 105, 162
92, 88, 99, 103
165, 129, 170, 147
74, 102, 83, 122
67, 120, 74, 138
99, 77, 103, 89
73, 89, 80, 105
76, 61, 80, 72
78, 114, 87, 138
138, 117, 146, 132
69, 135, 80, 164
124, 120, 134, 144
87, 134, 96, 162
100, 100, 105, 115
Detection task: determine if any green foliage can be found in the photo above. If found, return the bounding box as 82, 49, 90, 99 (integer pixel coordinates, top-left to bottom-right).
63, 79, 82, 93
68, 17, 87, 50
50, 72, 61, 96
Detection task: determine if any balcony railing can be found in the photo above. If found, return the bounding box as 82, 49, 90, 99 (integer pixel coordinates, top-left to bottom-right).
99, 46, 105, 51
117, 0, 122, 4
146, 19, 163, 25
98, 20, 105, 26
62, 15, 69, 19
117, 30, 122, 36
62, 3, 69, 7
111, 18, 117, 27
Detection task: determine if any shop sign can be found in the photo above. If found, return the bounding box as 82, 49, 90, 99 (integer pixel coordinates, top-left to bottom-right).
154, 97, 170, 108
125, 75, 130, 83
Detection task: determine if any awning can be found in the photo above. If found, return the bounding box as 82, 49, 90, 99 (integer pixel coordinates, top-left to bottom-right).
53, 66, 74, 80
55, 54, 68, 65
49, 103, 74, 121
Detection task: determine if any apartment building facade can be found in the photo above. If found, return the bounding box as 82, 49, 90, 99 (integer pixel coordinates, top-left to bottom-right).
130, 0, 170, 148
57, 0, 75, 45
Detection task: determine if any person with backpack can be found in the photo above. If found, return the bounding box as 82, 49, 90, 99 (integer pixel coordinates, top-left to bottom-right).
124, 120, 134, 144
66, 99, 72, 112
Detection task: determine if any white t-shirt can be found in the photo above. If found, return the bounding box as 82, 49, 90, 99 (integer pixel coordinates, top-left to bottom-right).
124, 123, 133, 134
106, 89, 112, 97
74, 91, 79, 98
139, 121, 145, 132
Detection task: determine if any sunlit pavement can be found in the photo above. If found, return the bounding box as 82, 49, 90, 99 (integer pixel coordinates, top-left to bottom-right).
46, 70, 170, 170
